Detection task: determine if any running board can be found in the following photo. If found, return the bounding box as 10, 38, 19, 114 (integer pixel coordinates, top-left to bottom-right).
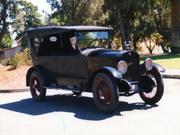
44, 84, 81, 92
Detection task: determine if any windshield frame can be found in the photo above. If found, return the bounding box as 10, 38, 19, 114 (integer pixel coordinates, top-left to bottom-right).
75, 30, 111, 50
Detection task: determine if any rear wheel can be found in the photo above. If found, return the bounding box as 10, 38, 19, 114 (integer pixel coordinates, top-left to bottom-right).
139, 68, 164, 105
92, 73, 119, 113
30, 71, 46, 102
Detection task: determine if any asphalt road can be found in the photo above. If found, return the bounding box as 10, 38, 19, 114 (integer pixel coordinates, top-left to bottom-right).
0, 79, 180, 135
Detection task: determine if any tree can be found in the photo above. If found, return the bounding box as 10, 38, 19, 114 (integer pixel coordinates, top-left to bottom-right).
13, 0, 42, 47
0, 0, 18, 48
104, 0, 150, 49
136, 0, 171, 53
46, 0, 107, 25
0, 33, 13, 49
0, 0, 42, 49
143, 32, 163, 54
171, 0, 180, 53
136, 0, 171, 54
13, 0, 42, 35
104, 0, 171, 53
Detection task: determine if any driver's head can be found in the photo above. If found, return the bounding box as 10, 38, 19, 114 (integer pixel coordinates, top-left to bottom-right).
70, 36, 77, 50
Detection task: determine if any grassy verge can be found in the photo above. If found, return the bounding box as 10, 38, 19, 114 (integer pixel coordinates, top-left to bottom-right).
141, 54, 180, 69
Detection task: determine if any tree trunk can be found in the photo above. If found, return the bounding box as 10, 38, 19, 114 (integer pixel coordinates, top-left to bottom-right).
171, 0, 180, 53
132, 36, 140, 51
114, 1, 127, 50
0, 0, 8, 46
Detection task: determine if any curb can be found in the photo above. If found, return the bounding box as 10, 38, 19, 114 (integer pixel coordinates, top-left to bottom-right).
0, 89, 28, 93
162, 74, 180, 79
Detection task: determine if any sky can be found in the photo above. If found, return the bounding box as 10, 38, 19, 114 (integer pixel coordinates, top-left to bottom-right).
25, 0, 52, 16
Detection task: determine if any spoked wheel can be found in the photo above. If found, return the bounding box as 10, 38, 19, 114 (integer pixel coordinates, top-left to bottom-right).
30, 71, 46, 102
139, 68, 164, 105
92, 73, 119, 113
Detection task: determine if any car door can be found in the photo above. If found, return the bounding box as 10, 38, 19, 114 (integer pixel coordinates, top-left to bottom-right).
75, 53, 88, 79
56, 31, 88, 85
57, 52, 88, 86
56, 54, 76, 78
56, 32, 77, 84
57, 53, 88, 79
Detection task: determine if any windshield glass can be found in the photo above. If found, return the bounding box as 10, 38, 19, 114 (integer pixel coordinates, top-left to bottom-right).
76, 31, 110, 50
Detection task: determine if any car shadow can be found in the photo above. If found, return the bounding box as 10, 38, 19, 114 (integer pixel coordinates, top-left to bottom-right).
0, 94, 158, 121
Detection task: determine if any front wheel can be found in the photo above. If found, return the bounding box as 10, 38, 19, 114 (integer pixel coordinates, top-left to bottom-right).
92, 73, 119, 113
30, 71, 46, 102
139, 68, 164, 105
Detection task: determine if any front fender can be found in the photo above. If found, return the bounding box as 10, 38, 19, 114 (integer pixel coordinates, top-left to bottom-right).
96, 66, 123, 79
140, 63, 165, 74
153, 63, 166, 73
87, 66, 123, 92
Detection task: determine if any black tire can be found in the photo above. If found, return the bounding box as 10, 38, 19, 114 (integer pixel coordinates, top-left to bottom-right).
92, 73, 119, 113
139, 67, 164, 105
29, 70, 46, 102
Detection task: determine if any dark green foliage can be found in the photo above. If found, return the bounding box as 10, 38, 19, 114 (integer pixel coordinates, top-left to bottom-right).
104, 0, 171, 52
46, 0, 107, 25
13, 0, 42, 48
0, 34, 13, 49
0, 0, 42, 49
0, 0, 18, 48
1, 0, 174, 54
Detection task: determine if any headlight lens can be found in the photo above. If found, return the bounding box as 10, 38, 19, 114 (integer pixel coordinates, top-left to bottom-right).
145, 58, 153, 71
117, 60, 128, 74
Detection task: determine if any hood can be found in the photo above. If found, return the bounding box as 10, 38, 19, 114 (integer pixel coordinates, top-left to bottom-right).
82, 48, 129, 58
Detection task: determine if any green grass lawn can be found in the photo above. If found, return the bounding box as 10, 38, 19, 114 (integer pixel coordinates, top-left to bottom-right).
140, 54, 180, 69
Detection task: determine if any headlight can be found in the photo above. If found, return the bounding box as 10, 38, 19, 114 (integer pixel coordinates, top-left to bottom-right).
145, 58, 153, 71
117, 60, 128, 74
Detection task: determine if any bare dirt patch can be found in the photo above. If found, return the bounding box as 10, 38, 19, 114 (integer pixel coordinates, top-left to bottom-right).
0, 65, 30, 91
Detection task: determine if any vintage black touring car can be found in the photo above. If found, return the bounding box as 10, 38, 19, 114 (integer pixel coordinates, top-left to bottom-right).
26, 26, 164, 113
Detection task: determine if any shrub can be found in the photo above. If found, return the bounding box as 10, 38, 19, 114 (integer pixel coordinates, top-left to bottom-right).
0, 48, 32, 68
0, 34, 13, 49
9, 48, 32, 67
0, 58, 11, 66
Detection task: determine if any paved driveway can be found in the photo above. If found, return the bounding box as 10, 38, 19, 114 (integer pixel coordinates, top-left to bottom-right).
0, 79, 180, 135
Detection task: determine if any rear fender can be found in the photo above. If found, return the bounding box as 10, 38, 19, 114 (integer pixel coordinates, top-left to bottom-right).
26, 66, 47, 86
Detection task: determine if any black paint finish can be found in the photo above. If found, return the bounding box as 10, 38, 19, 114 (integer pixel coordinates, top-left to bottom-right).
27, 26, 141, 93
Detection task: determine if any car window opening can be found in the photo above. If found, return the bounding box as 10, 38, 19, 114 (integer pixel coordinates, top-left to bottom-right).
32, 32, 78, 56
76, 31, 110, 50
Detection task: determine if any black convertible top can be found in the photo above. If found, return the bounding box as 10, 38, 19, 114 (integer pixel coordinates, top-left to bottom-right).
26, 26, 112, 38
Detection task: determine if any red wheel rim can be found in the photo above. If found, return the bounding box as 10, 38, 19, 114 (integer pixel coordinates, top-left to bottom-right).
142, 74, 157, 98
31, 77, 41, 96
143, 87, 157, 98
96, 79, 111, 105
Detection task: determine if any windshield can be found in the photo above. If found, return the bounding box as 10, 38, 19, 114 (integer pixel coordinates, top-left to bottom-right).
76, 31, 110, 50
